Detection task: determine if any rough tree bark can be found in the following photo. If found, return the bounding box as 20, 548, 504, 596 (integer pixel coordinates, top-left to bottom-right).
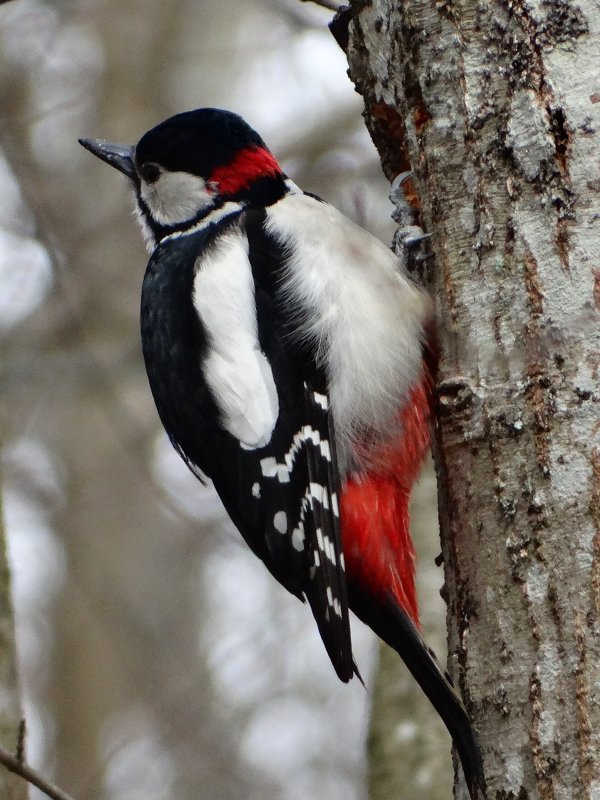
341, 0, 600, 798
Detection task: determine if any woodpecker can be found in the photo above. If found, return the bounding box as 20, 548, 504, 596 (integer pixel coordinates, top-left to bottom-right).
80, 108, 484, 798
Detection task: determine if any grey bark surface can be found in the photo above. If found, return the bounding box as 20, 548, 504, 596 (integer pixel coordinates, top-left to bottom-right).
344, 0, 600, 798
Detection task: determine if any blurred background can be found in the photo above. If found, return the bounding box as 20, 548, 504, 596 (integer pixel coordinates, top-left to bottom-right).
0, 1, 449, 798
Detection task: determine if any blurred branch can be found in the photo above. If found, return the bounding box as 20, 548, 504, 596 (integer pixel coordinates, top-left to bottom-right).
298, 0, 340, 11
0, 490, 28, 800
15, 720, 25, 765
0, 742, 77, 800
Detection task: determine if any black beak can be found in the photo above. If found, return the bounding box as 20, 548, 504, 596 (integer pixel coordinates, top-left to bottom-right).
79, 138, 136, 180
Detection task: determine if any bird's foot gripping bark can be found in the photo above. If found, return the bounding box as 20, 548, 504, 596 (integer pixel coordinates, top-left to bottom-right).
390, 171, 433, 279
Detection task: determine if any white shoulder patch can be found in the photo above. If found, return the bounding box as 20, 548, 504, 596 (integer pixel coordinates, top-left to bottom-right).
192, 227, 279, 449
265, 193, 431, 472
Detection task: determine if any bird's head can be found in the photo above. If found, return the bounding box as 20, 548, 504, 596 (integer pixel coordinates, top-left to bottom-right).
80, 108, 286, 249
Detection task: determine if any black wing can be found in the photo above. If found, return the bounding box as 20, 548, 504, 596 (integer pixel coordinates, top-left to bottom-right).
301, 382, 354, 680
227, 207, 354, 681
141, 211, 355, 681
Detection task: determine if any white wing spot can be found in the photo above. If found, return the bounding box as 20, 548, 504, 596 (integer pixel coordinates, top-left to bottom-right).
331, 493, 339, 518
260, 457, 278, 477
277, 464, 291, 484
313, 391, 329, 409
251, 482, 261, 499
323, 535, 337, 565
292, 527, 305, 552
326, 586, 334, 607
274, 511, 287, 534
258, 426, 331, 484
310, 483, 329, 510
302, 425, 320, 444
316, 527, 324, 551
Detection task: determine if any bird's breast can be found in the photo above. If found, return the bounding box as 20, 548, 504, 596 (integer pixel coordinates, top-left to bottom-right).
265, 193, 432, 474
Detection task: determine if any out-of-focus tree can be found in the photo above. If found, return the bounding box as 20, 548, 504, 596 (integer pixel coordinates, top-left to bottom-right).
0, 491, 28, 799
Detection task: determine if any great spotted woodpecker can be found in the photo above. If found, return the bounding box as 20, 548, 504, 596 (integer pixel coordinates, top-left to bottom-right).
80, 109, 484, 798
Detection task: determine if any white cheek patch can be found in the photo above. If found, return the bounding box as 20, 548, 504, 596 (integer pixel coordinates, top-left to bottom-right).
140, 171, 215, 227
192, 229, 279, 449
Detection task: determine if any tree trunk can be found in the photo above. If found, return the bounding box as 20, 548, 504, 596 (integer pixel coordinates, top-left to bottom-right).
0, 492, 28, 800
343, 0, 600, 797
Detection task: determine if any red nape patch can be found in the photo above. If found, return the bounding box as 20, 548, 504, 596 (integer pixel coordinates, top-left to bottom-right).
209, 146, 282, 195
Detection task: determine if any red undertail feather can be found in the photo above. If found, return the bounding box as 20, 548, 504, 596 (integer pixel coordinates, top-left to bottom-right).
340, 375, 434, 627
210, 146, 282, 195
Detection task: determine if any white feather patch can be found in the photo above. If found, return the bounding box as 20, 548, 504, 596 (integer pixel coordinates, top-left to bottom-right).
140, 171, 214, 227
192, 228, 279, 448
265, 193, 431, 473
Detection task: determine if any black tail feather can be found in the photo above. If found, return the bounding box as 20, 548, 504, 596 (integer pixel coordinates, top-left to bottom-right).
349, 587, 486, 800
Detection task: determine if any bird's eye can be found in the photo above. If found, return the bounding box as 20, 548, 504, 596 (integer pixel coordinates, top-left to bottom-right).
140, 162, 161, 184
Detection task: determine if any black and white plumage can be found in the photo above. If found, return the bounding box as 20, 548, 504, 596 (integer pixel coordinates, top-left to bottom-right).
80, 108, 485, 798
140, 203, 354, 678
